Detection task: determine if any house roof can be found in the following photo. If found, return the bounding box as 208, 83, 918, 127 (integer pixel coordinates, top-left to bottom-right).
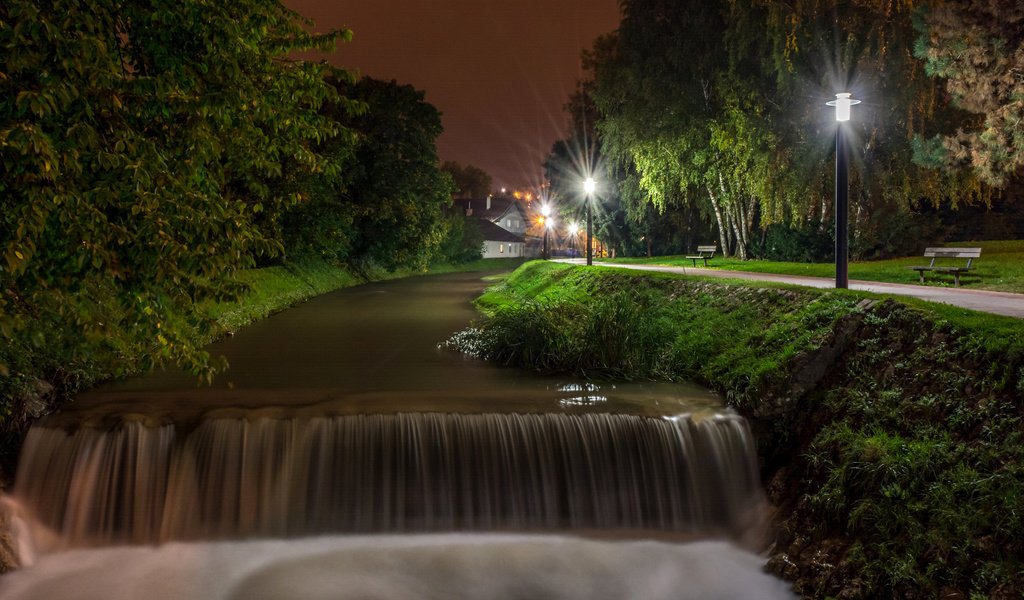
473, 217, 525, 243
453, 197, 525, 223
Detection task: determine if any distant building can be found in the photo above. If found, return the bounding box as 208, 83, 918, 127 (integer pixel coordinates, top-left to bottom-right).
452, 196, 527, 258
452, 196, 527, 235
475, 219, 526, 258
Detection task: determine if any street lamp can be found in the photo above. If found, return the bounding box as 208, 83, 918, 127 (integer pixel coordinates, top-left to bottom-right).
541, 203, 551, 260
568, 221, 580, 258
826, 92, 860, 289
583, 177, 596, 266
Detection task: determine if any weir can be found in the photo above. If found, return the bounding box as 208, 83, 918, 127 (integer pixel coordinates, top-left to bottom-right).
13, 411, 763, 546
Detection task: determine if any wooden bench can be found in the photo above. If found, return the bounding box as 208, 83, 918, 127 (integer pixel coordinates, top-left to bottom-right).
685, 245, 717, 267
908, 247, 981, 287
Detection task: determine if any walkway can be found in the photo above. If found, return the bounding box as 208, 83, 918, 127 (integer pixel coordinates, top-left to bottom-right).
557, 259, 1024, 319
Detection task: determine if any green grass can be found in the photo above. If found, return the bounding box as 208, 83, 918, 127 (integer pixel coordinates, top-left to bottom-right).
608, 240, 1024, 293
207, 257, 527, 335
456, 261, 1024, 598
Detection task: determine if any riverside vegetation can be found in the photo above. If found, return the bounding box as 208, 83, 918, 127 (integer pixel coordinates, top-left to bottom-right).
445, 261, 1024, 599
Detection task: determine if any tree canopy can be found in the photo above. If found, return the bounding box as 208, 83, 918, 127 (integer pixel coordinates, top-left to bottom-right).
914, 0, 1024, 186
583, 0, 994, 259
441, 162, 492, 199
1, 0, 351, 386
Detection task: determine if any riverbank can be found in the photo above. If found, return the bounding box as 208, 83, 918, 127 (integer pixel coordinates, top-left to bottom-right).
450, 261, 1024, 599
0, 257, 526, 485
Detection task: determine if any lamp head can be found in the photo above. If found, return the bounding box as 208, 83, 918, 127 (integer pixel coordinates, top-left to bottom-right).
826, 93, 860, 122
584, 177, 596, 194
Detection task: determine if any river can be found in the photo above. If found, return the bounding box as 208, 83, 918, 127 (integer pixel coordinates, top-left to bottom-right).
1, 270, 794, 599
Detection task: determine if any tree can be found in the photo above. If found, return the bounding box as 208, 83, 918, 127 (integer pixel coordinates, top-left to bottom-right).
441, 162, 492, 199
586, 0, 989, 260
283, 77, 454, 272
589, 0, 775, 258
914, 0, 1024, 186
0, 0, 349, 389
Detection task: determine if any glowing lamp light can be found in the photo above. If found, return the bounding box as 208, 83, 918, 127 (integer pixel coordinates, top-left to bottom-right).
568, 222, 579, 236
541, 204, 551, 217
826, 93, 860, 122
584, 177, 596, 195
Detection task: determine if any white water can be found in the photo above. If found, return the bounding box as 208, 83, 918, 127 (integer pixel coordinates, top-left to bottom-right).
13, 413, 764, 545
0, 533, 794, 600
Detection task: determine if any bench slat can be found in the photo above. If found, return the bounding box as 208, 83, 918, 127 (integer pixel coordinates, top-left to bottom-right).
924, 247, 981, 258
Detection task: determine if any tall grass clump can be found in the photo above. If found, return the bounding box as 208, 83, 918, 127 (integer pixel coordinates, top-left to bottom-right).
456, 289, 674, 379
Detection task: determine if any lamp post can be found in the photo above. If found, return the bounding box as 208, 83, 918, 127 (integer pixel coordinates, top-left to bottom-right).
568, 222, 580, 258
826, 92, 860, 289
583, 177, 595, 266
541, 203, 551, 260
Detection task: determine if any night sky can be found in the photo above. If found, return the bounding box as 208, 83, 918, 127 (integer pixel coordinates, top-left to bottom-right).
284, 0, 621, 190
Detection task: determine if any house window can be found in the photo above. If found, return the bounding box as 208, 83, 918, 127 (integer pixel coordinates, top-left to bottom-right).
499, 244, 505, 254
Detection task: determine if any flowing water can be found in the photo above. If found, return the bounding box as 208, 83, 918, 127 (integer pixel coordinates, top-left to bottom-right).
1, 270, 793, 598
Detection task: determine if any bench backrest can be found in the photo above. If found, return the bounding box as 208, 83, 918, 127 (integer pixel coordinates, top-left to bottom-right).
923, 247, 981, 259
923, 247, 981, 269
696, 245, 717, 256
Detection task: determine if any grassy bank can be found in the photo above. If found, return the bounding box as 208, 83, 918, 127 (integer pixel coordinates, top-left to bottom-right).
206, 257, 526, 335
454, 261, 1024, 599
608, 240, 1024, 293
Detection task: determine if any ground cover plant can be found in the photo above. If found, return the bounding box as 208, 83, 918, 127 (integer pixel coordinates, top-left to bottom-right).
451, 260, 1024, 598
606, 240, 1024, 293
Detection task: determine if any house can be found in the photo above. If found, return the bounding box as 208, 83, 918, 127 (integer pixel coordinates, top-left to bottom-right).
453, 196, 528, 235
452, 196, 528, 258
475, 218, 526, 258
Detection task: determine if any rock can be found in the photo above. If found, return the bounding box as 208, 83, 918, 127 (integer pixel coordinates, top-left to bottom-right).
21, 379, 55, 420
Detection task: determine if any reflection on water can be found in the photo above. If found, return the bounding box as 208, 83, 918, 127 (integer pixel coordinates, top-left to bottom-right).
558, 382, 607, 407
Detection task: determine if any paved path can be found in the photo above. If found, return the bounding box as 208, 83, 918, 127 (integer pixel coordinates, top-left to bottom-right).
556, 259, 1024, 319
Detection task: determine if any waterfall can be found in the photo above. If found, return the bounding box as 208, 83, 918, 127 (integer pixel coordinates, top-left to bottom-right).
13, 412, 763, 546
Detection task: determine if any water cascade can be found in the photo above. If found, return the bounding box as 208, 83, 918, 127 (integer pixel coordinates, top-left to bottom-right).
13, 412, 762, 546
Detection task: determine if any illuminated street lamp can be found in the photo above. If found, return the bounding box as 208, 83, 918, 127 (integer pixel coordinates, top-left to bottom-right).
826, 92, 860, 289
541, 203, 552, 260
568, 221, 580, 258
583, 177, 596, 266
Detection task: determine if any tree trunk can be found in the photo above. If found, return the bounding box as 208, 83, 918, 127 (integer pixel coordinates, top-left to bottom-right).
720, 173, 748, 260
707, 184, 731, 257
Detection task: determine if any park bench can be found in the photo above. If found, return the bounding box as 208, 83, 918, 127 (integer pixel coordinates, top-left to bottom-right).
685, 245, 717, 267
908, 247, 981, 287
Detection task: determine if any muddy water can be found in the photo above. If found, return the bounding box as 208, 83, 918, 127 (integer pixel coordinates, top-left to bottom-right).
63, 270, 723, 425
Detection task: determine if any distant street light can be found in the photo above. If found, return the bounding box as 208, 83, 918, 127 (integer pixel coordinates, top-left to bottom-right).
541, 203, 552, 260
583, 177, 596, 266
826, 93, 860, 289
568, 222, 580, 258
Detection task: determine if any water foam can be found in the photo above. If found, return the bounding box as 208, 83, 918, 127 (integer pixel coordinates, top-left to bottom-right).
0, 534, 794, 600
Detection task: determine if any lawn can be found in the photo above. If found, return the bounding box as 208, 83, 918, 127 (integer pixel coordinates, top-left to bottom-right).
607, 240, 1024, 294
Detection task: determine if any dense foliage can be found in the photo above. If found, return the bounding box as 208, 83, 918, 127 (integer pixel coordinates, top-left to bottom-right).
1, 0, 349, 402
281, 76, 459, 271
441, 161, 492, 199
456, 261, 1024, 598
573, 0, 1009, 260
914, 0, 1024, 187
1, 2, 469, 425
